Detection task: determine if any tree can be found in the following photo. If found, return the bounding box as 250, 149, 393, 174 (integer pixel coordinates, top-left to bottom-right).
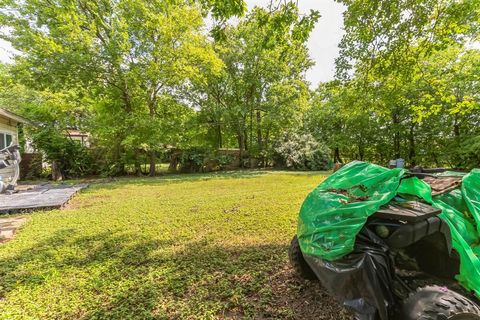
193, 3, 319, 166
307, 44, 480, 168
0, 0, 232, 175
308, 0, 480, 168
335, 0, 480, 80
0, 64, 93, 179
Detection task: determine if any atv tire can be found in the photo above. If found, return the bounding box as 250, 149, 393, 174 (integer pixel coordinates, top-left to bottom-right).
400, 285, 480, 319
288, 235, 317, 280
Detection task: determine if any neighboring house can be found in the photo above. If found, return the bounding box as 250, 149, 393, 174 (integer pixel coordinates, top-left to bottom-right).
0, 108, 30, 182
66, 129, 90, 147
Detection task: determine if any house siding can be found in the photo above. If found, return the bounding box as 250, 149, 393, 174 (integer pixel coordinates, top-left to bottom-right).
0, 115, 19, 182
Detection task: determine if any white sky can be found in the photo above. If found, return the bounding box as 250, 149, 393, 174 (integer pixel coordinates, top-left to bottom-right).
245, 0, 346, 87
0, 0, 345, 88
0, 39, 18, 63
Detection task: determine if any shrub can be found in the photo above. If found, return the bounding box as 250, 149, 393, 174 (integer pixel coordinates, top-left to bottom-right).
30, 126, 94, 179
274, 133, 331, 170
178, 148, 238, 173
179, 147, 210, 173
452, 135, 480, 169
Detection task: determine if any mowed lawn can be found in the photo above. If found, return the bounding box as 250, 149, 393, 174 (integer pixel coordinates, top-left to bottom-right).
0, 171, 350, 320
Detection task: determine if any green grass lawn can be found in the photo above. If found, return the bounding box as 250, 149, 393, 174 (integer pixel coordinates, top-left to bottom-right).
0, 171, 350, 320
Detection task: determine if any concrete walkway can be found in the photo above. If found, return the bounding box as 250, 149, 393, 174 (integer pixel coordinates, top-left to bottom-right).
0, 183, 88, 214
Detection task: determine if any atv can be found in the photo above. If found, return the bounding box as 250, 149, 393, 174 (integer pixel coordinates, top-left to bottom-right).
289, 162, 480, 320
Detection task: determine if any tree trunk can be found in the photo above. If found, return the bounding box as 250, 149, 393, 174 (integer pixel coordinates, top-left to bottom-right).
112, 81, 132, 176
263, 128, 270, 168
358, 143, 364, 161
134, 150, 142, 176
237, 128, 245, 168
433, 153, 440, 168
147, 92, 157, 177
149, 151, 156, 177
243, 126, 249, 166
408, 123, 416, 167
217, 122, 223, 149
453, 115, 460, 138
244, 128, 248, 151
392, 111, 401, 159
51, 160, 64, 181
112, 138, 126, 176
249, 108, 253, 164
334, 147, 343, 163
168, 150, 180, 173
256, 110, 263, 165
134, 162, 142, 176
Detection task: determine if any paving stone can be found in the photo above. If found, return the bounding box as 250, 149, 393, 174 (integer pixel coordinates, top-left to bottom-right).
0, 217, 27, 243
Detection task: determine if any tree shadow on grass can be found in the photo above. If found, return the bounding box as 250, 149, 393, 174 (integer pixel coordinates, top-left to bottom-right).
0, 230, 349, 319
85, 170, 271, 192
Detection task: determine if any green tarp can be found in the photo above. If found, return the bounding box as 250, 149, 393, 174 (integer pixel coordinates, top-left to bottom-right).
297, 161, 480, 295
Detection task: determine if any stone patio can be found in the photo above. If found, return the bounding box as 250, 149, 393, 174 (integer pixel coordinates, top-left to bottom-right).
0, 183, 88, 214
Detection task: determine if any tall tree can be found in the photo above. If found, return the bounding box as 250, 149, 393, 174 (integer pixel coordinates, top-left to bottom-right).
193, 2, 319, 165
319, 0, 480, 167
0, 0, 227, 175
335, 0, 480, 79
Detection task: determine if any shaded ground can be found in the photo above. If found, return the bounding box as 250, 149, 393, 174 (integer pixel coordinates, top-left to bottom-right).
0, 171, 351, 319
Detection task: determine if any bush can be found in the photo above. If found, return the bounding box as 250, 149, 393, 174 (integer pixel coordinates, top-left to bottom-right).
178, 148, 238, 173
179, 147, 210, 173
452, 135, 480, 169
274, 133, 331, 170
30, 126, 95, 179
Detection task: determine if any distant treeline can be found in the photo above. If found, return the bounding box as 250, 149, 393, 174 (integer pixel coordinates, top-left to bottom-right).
0, 0, 478, 179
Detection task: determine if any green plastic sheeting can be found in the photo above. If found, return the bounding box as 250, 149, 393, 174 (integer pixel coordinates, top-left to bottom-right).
298, 161, 405, 260
297, 162, 480, 295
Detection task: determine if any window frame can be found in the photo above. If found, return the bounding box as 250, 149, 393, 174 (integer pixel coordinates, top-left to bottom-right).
0, 132, 13, 150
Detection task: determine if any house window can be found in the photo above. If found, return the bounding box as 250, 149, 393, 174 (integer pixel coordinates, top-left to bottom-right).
0, 133, 13, 150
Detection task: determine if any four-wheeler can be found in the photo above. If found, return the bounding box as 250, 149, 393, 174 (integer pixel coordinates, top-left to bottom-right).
289, 162, 480, 320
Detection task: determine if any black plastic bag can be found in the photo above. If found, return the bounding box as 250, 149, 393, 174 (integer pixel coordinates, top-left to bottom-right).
303, 228, 395, 320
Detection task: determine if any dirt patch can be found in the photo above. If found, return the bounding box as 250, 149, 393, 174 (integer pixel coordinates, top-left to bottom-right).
265, 265, 352, 319
0, 217, 27, 244
63, 194, 111, 210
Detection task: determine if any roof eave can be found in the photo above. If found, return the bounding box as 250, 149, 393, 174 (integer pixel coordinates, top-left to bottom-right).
0, 108, 34, 125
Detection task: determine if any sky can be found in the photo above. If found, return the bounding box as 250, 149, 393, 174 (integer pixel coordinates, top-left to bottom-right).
245, 0, 346, 87
0, 0, 345, 88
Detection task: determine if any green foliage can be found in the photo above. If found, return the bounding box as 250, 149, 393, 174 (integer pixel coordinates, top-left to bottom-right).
454, 136, 480, 169
216, 154, 234, 166
179, 146, 211, 172
335, 0, 480, 79
199, 0, 247, 20
0, 0, 225, 175
31, 127, 94, 178
193, 3, 318, 164
303, 0, 480, 168
1, 0, 479, 175
274, 133, 331, 171
0, 64, 94, 178
178, 147, 237, 172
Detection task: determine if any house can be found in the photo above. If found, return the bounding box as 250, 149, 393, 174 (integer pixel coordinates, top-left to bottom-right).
0, 108, 30, 181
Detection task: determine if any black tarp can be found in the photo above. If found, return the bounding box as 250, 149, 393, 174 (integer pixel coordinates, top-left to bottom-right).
303, 228, 395, 320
